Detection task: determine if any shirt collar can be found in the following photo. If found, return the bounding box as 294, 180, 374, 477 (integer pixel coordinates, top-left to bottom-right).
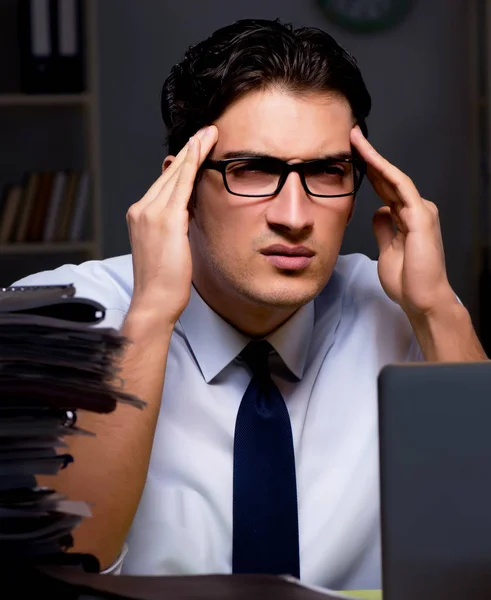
179, 285, 314, 383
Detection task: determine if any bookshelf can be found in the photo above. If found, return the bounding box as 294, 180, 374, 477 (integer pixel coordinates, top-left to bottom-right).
0, 93, 91, 106
0, 0, 102, 286
0, 241, 95, 254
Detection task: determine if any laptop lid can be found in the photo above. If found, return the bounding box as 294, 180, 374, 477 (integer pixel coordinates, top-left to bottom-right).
378, 362, 491, 600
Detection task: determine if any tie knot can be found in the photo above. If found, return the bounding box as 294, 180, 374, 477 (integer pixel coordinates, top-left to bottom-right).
240, 340, 272, 381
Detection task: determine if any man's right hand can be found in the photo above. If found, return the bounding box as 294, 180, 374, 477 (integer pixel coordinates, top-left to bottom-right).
126, 126, 218, 325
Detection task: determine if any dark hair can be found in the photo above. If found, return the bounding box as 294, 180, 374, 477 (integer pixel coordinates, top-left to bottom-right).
161, 18, 371, 155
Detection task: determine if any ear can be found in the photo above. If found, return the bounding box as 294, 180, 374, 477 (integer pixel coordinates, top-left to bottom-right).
162, 155, 176, 173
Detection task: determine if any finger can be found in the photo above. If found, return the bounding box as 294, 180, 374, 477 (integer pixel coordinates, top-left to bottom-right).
145, 126, 217, 214
167, 125, 218, 209
351, 126, 399, 177
366, 164, 403, 209
351, 126, 421, 208
137, 141, 193, 209
140, 143, 196, 217
165, 126, 215, 179
139, 126, 217, 209
372, 206, 398, 254
195, 125, 219, 166
166, 135, 202, 210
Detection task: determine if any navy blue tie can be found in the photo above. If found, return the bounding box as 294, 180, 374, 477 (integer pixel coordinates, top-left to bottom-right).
232, 340, 300, 578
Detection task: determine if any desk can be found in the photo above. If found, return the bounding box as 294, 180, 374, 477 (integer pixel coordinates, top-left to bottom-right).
24, 568, 384, 600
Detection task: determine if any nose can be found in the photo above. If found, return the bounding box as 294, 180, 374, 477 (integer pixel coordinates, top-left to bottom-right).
265, 171, 314, 236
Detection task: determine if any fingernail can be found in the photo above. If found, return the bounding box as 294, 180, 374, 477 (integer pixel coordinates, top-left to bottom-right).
188, 136, 195, 147
198, 126, 214, 138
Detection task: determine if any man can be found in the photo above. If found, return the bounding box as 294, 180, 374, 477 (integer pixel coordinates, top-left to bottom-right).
15, 18, 486, 590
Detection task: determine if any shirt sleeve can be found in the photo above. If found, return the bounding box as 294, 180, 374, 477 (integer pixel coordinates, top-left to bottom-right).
99, 544, 129, 575
406, 334, 424, 363
10, 257, 131, 331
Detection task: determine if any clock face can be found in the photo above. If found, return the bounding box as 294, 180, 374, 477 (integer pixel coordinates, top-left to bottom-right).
318, 0, 416, 33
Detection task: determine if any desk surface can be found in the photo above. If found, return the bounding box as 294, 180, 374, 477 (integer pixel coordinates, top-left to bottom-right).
34, 566, 384, 600
341, 591, 381, 600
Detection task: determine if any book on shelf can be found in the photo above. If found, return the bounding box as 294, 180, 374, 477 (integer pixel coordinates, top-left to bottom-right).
25, 171, 55, 242
0, 186, 23, 245
14, 172, 39, 243
42, 171, 67, 242
54, 171, 80, 242
0, 169, 90, 246
68, 172, 90, 241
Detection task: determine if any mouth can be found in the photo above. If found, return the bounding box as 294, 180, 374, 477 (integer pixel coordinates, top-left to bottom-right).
260, 244, 315, 271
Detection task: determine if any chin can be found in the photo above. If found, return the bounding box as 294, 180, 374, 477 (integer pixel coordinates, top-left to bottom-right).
236, 277, 324, 309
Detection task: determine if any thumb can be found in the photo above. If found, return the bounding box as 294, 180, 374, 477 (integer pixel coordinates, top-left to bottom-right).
373, 206, 396, 254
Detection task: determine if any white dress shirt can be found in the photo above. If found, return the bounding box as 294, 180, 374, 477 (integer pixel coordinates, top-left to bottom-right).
14, 252, 422, 590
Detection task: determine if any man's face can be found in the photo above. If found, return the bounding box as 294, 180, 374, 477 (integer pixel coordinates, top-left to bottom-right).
189, 88, 356, 313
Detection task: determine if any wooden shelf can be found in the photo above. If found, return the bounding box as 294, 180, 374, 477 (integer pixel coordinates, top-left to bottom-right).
0, 93, 91, 107
0, 1, 102, 286
0, 242, 95, 255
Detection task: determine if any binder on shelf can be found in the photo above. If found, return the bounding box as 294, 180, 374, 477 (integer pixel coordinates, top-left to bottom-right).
18, 0, 85, 94
55, 0, 85, 93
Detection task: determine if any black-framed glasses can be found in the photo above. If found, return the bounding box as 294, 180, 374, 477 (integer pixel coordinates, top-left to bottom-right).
201, 155, 366, 198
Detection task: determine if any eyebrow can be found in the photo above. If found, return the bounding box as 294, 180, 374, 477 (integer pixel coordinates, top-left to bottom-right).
218, 150, 354, 162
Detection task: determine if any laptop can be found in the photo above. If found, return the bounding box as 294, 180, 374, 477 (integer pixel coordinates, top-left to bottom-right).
378, 362, 491, 600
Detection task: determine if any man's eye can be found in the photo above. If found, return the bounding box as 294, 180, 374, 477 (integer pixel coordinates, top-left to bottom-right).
324, 166, 343, 175
228, 162, 260, 173
236, 165, 261, 173
228, 161, 277, 176
310, 162, 350, 177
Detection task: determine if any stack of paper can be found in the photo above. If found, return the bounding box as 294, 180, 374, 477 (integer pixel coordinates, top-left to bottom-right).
0, 283, 144, 563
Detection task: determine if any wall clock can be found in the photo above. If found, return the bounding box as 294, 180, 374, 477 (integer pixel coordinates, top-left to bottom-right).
318, 0, 417, 34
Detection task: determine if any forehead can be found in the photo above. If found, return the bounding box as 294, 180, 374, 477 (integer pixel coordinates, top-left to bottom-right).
212, 88, 354, 160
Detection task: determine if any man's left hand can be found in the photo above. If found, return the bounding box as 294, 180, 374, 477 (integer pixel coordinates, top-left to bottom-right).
350, 125, 455, 318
